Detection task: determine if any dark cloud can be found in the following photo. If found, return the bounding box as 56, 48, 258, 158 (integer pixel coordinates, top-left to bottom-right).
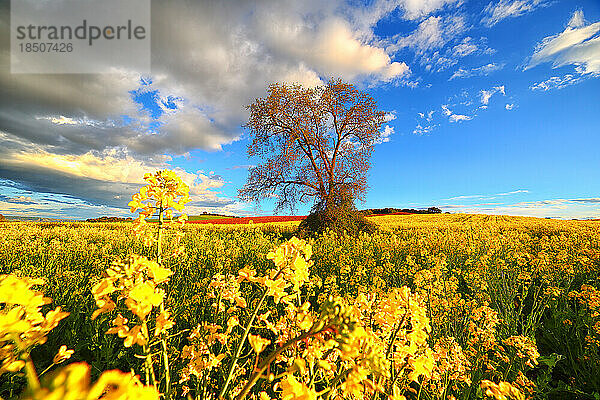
0, 0, 439, 216
571, 198, 600, 203
0, 164, 138, 208
0, 194, 36, 205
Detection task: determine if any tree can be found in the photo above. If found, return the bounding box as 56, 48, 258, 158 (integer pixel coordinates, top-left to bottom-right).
239, 79, 386, 216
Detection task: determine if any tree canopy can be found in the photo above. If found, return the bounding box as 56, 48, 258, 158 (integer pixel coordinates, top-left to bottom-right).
239, 79, 386, 212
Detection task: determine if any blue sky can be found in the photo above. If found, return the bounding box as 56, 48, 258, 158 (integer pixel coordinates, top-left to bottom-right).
1, 0, 599, 219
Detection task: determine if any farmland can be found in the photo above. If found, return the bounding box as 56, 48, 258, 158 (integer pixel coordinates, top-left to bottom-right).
1, 214, 600, 399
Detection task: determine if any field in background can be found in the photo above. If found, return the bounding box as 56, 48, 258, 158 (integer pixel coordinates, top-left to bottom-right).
1, 214, 600, 398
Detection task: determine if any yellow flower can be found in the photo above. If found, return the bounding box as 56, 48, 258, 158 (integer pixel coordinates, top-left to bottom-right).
296, 302, 313, 331
106, 314, 130, 336
226, 316, 240, 334
89, 368, 160, 399
480, 380, 525, 400
41, 307, 70, 332
29, 362, 90, 400
53, 345, 74, 364
91, 279, 118, 299
154, 310, 175, 336
248, 334, 271, 354
91, 297, 116, 320
279, 375, 317, 400
146, 261, 173, 285
121, 325, 147, 348
407, 349, 435, 382
340, 366, 370, 398
28, 362, 160, 399
264, 277, 288, 304
0, 275, 50, 309
237, 266, 259, 283
259, 392, 272, 400
105, 314, 147, 347
0, 359, 26, 375
125, 281, 164, 320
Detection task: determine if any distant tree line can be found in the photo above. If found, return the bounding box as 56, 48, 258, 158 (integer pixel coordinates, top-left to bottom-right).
362, 207, 442, 215
85, 216, 134, 222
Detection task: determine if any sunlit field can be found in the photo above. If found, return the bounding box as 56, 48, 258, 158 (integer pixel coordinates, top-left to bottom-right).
2, 212, 600, 399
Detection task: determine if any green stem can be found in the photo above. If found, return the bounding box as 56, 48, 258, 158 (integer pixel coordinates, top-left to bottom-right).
24, 356, 40, 392
234, 327, 328, 400
219, 270, 284, 399
157, 205, 172, 398
157, 205, 164, 264
142, 321, 157, 386
12, 335, 40, 391
160, 303, 172, 399
218, 289, 270, 399
39, 362, 56, 377
322, 367, 352, 400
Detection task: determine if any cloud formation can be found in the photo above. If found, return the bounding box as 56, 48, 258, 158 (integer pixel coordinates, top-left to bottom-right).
480, 85, 505, 105
0, 0, 422, 216
449, 63, 504, 80
529, 73, 588, 91
527, 10, 600, 75
441, 105, 472, 122
442, 198, 600, 219
482, 0, 546, 27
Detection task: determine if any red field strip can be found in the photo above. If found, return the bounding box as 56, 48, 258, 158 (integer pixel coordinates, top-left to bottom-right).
188, 215, 307, 224
187, 212, 413, 225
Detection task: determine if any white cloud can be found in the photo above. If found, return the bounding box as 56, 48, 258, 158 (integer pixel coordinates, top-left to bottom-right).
571, 198, 600, 203
413, 123, 437, 135
375, 125, 395, 144
449, 63, 504, 80
499, 189, 529, 196
449, 114, 472, 122
354, 0, 462, 25
441, 104, 472, 122
0, 146, 233, 209
505, 103, 515, 110
349, 0, 463, 35
529, 73, 588, 91
392, 15, 467, 54
51, 116, 77, 125
452, 37, 479, 57
482, 0, 546, 27
389, 18, 496, 73
442, 198, 600, 219
568, 9, 585, 29
419, 110, 435, 122
399, 0, 462, 20
444, 189, 529, 201
480, 85, 505, 105
384, 111, 397, 122
526, 10, 600, 75
259, 17, 410, 82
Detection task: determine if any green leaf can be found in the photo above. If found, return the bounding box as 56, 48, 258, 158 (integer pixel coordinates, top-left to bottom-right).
538, 353, 563, 368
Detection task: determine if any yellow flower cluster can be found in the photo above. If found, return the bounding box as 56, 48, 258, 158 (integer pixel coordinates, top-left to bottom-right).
0, 274, 161, 398
0, 274, 68, 375
480, 380, 525, 400
129, 170, 190, 217
128, 170, 190, 246
91, 254, 174, 347
24, 362, 160, 400
5, 192, 600, 399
